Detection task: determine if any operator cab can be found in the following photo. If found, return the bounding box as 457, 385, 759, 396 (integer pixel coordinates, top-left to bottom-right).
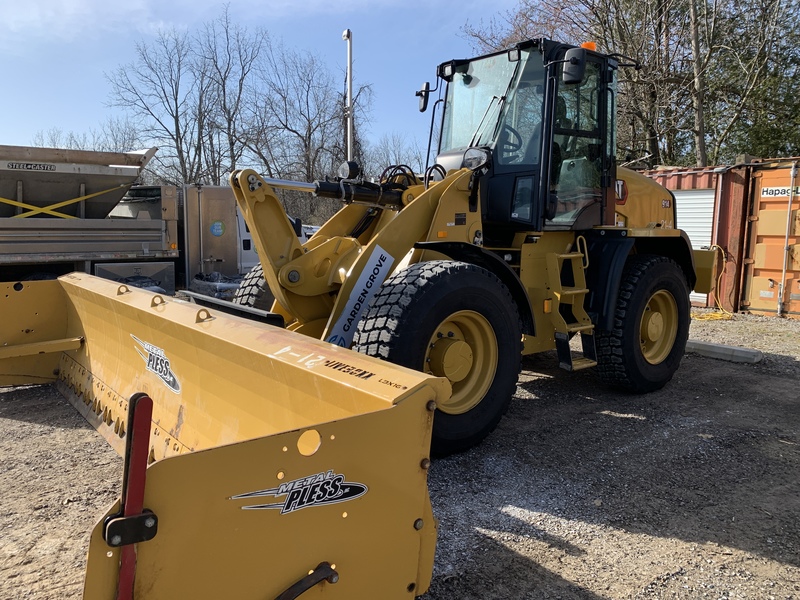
424, 39, 618, 239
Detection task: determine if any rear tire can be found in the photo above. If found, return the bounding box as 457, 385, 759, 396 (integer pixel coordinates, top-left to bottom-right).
232, 264, 275, 311
596, 255, 690, 392
353, 261, 522, 456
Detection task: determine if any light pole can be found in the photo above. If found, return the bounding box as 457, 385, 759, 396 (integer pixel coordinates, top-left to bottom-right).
342, 29, 353, 162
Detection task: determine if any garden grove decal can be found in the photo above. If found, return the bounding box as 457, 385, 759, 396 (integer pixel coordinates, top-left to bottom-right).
326, 245, 394, 347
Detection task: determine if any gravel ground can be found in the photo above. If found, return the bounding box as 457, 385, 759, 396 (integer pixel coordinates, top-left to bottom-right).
1, 309, 799, 599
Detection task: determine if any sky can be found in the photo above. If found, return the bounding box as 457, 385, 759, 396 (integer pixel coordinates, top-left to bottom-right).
1, 0, 519, 155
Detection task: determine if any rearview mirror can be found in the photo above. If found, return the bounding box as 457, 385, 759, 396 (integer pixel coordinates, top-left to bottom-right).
416, 82, 430, 112
562, 48, 587, 84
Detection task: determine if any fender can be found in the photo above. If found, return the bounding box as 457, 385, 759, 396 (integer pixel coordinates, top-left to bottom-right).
583, 229, 698, 331
414, 241, 535, 336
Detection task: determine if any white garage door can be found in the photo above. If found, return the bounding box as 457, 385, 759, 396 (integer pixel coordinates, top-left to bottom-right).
673, 188, 715, 305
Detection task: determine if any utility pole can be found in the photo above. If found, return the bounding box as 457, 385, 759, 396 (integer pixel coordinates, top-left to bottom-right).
342, 29, 353, 162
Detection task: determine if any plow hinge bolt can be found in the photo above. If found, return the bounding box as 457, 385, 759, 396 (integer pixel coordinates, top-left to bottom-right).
288, 270, 301, 283
426, 400, 436, 412
420, 458, 431, 470
413, 519, 424, 530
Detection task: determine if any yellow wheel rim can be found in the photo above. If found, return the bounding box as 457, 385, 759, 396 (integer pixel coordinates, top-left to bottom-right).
640, 289, 678, 365
425, 310, 498, 415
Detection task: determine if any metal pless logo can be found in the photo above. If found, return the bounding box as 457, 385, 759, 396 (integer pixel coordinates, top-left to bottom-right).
326, 245, 394, 347
131, 334, 181, 393
230, 470, 367, 514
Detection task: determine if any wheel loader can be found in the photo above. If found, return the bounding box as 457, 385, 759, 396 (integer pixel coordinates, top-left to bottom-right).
230, 38, 716, 456
0, 38, 714, 598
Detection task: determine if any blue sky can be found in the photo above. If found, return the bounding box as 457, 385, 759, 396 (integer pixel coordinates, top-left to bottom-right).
1, 0, 518, 152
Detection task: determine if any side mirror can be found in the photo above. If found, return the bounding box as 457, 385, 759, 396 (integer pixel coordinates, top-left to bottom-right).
562, 48, 587, 84
416, 82, 430, 112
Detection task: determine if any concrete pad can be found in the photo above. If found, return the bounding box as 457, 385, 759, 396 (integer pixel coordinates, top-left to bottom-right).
685, 340, 763, 363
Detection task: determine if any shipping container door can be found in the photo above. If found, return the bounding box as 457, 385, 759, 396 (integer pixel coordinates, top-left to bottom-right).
743, 167, 800, 317
673, 188, 715, 305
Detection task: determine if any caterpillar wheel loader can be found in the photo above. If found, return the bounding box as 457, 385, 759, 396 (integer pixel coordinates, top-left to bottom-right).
230, 38, 716, 456
0, 38, 715, 599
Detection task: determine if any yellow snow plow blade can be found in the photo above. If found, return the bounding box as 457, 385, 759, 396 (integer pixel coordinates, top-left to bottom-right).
0, 274, 449, 599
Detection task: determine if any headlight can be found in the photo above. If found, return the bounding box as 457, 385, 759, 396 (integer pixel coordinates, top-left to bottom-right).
463, 148, 491, 171
338, 161, 360, 179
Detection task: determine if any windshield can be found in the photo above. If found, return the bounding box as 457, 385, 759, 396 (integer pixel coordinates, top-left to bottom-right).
439, 50, 547, 167
439, 53, 518, 153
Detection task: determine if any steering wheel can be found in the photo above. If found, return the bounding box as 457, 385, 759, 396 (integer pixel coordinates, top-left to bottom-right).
499, 124, 523, 153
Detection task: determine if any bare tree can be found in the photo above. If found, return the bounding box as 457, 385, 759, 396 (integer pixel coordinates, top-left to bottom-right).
363, 132, 425, 178
31, 127, 92, 150
95, 117, 144, 152
196, 5, 265, 184
107, 28, 207, 184
463, 0, 798, 166
242, 43, 366, 222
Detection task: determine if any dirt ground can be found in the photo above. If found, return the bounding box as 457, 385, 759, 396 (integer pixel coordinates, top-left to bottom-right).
1, 312, 799, 599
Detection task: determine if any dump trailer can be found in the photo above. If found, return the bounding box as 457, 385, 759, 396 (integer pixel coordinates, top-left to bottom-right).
229, 38, 717, 456
0, 145, 179, 291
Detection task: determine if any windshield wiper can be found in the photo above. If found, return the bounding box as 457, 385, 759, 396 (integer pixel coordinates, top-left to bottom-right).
468, 95, 505, 148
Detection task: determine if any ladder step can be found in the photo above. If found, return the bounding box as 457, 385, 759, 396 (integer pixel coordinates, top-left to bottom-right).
569, 357, 598, 371
558, 287, 589, 297
554, 252, 585, 260
566, 323, 594, 333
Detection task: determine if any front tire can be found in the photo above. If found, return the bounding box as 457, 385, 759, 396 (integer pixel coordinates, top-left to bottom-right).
232, 263, 275, 311
596, 255, 690, 392
352, 261, 522, 456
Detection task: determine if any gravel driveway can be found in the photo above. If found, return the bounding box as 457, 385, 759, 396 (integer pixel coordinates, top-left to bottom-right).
1, 310, 799, 599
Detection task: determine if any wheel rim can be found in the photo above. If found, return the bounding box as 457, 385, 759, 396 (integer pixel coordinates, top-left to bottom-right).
640, 289, 678, 365
425, 310, 498, 415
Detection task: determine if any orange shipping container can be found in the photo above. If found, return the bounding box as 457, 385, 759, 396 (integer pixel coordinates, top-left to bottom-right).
741, 162, 800, 318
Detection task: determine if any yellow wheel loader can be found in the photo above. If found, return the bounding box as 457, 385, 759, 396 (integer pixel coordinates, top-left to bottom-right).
229, 39, 716, 456
0, 38, 715, 599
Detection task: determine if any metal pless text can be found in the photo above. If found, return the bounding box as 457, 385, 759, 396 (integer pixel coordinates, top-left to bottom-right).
229, 469, 368, 514
131, 334, 181, 394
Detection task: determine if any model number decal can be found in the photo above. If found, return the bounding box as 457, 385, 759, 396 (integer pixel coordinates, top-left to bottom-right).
131, 334, 181, 394
268, 346, 327, 368
230, 469, 368, 514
